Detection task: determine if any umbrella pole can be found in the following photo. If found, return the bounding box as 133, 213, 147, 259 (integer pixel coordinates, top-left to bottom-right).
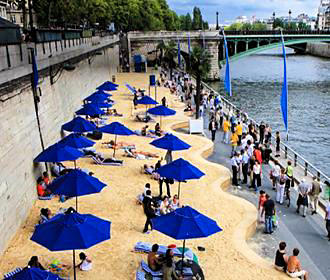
76, 196, 78, 212
181, 239, 186, 276
113, 135, 117, 157
74, 160, 77, 169
73, 249, 77, 280
178, 181, 181, 199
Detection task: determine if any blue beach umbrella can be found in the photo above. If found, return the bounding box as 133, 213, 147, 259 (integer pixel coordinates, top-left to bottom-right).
84, 93, 109, 103
137, 95, 158, 105
147, 105, 176, 128
99, 122, 135, 156
62, 117, 97, 133
6, 267, 64, 280
90, 102, 113, 109
97, 81, 118, 91
137, 95, 158, 115
34, 143, 83, 163
47, 169, 106, 210
57, 133, 95, 149
152, 206, 222, 274
90, 90, 112, 96
150, 133, 190, 151
31, 211, 111, 280
76, 103, 105, 116
156, 158, 205, 198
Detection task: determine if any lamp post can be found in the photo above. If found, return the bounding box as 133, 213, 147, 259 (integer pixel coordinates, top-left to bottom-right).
289, 9, 292, 23
216, 12, 219, 30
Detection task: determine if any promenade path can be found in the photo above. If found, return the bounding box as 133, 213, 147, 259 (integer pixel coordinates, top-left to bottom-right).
201, 116, 330, 280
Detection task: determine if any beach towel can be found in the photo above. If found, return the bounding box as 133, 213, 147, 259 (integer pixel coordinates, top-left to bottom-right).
3, 268, 22, 279
141, 261, 163, 277
136, 270, 146, 280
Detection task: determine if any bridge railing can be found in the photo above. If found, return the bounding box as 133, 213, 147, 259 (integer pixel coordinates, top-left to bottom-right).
225, 30, 330, 36
198, 79, 330, 192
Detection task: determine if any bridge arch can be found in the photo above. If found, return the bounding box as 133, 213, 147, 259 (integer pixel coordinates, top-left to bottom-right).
220, 39, 330, 65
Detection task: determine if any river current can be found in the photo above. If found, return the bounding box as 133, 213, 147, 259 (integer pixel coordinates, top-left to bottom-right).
209, 49, 330, 176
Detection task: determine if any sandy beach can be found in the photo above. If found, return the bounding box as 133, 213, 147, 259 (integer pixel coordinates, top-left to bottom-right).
0, 72, 291, 280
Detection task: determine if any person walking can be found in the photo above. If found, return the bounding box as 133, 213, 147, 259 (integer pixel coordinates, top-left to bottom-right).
271, 160, 281, 191
325, 199, 330, 241
262, 194, 275, 234
286, 248, 309, 280
222, 117, 230, 144
275, 131, 281, 157
208, 117, 218, 142
230, 132, 239, 153
259, 121, 266, 145
231, 153, 240, 188
296, 179, 310, 218
258, 190, 267, 224
219, 106, 224, 130
285, 161, 294, 207
252, 161, 262, 192
241, 147, 249, 185
236, 121, 243, 146
276, 168, 287, 205
143, 190, 156, 233
309, 176, 322, 215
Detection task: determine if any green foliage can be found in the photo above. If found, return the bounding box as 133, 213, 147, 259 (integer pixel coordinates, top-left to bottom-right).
226, 22, 267, 31
192, 7, 203, 30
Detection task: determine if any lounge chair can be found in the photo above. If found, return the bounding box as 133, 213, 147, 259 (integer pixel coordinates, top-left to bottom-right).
38, 195, 54, 200
3, 268, 22, 279
92, 156, 123, 166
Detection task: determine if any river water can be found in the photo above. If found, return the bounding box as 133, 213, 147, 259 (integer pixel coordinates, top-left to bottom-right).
209, 49, 330, 176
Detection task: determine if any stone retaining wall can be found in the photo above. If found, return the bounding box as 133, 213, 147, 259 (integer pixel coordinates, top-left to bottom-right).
0, 45, 119, 254
306, 42, 330, 58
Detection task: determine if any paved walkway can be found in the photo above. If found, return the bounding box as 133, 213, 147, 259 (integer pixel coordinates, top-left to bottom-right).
201, 116, 330, 280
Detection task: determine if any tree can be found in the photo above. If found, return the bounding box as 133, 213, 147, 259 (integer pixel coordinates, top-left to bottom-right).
192, 6, 202, 30
188, 46, 211, 119
273, 18, 284, 29
184, 13, 192, 30
157, 40, 177, 80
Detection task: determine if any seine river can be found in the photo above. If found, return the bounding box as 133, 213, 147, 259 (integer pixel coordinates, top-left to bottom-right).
209, 49, 330, 176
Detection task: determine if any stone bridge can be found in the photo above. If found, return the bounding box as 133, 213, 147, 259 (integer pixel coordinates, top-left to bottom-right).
127, 31, 330, 80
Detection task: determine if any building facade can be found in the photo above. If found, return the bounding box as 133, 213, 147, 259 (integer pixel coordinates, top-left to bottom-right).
0, 1, 7, 19
317, 0, 330, 30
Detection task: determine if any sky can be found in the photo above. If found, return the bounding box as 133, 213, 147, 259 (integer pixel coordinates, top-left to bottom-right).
167, 0, 320, 24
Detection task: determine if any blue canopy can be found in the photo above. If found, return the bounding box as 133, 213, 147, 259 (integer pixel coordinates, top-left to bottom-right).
156, 158, 204, 182
48, 169, 106, 198
6, 267, 64, 280
90, 102, 113, 109
147, 105, 176, 116
137, 95, 158, 105
62, 117, 97, 133
90, 90, 112, 96
152, 206, 222, 240
31, 212, 111, 251
57, 133, 95, 149
150, 133, 190, 151
34, 143, 83, 163
99, 122, 135, 157
97, 81, 118, 91
99, 121, 135, 136
76, 103, 105, 116
84, 93, 109, 103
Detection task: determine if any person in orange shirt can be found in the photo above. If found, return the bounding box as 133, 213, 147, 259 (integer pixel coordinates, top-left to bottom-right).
37, 177, 51, 197
222, 118, 230, 144
230, 132, 239, 152
236, 121, 243, 146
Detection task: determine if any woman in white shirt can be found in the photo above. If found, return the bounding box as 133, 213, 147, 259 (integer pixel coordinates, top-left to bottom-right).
276, 168, 287, 205
252, 161, 262, 191
77, 252, 92, 271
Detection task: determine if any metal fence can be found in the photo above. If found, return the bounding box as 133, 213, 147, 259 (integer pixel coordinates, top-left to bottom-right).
200, 80, 330, 189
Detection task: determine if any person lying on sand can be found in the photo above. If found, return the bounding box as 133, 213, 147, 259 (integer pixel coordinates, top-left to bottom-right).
77, 252, 92, 271
103, 140, 136, 149
127, 148, 158, 158
106, 108, 123, 116
39, 208, 52, 224
94, 154, 123, 164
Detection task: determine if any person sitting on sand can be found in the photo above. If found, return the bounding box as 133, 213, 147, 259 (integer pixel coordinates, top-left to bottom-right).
141, 125, 149, 136
142, 164, 155, 174
36, 177, 51, 197
106, 108, 123, 116
159, 196, 170, 215
42, 172, 50, 186
28, 256, 45, 270
148, 244, 163, 271
39, 208, 52, 224
274, 241, 288, 272
163, 249, 183, 280
77, 252, 92, 271
169, 195, 181, 211
286, 248, 309, 280
155, 123, 163, 137
184, 103, 192, 112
